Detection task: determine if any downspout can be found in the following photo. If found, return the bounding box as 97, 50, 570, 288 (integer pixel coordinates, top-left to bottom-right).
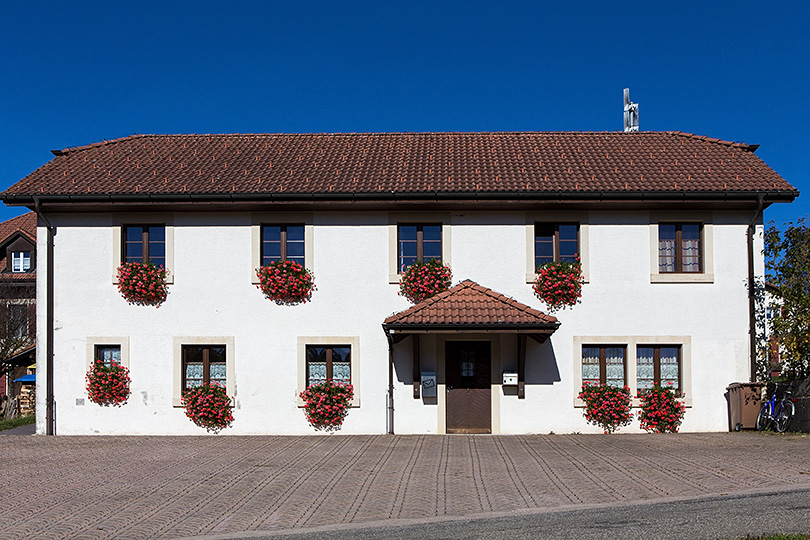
747, 193, 765, 383
33, 198, 56, 435
385, 330, 394, 434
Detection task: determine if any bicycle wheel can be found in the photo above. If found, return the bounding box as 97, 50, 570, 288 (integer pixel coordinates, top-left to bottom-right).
775, 401, 795, 433
756, 404, 772, 431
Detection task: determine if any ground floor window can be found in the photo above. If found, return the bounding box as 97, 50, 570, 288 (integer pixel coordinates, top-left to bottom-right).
306, 345, 351, 388
636, 346, 681, 394
86, 337, 130, 370
182, 345, 227, 389
573, 336, 692, 408
581, 346, 626, 387
95, 345, 121, 368
172, 337, 234, 406
297, 336, 360, 407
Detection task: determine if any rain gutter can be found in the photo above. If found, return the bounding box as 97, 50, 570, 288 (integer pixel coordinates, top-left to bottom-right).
748, 193, 766, 382
33, 198, 55, 435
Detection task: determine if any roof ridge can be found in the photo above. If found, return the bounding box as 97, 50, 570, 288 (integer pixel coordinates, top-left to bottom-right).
664, 130, 753, 150
51, 130, 728, 155
55, 134, 151, 155
384, 279, 557, 326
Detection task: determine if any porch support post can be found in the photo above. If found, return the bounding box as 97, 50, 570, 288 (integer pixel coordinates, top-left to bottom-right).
518, 334, 527, 399
412, 334, 421, 399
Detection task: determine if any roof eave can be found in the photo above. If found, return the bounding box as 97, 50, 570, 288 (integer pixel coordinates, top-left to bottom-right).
1, 189, 799, 207
382, 322, 561, 333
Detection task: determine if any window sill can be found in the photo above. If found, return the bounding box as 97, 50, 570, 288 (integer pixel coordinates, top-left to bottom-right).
114, 269, 174, 285
526, 273, 590, 285
297, 402, 361, 409
650, 273, 714, 284
574, 397, 692, 408
173, 396, 236, 408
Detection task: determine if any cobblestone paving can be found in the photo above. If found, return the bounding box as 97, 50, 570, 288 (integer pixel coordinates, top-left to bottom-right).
2, 433, 809, 539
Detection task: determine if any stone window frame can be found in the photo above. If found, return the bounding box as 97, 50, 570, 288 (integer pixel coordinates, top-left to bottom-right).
297, 336, 360, 407
251, 213, 313, 285
388, 212, 451, 284
112, 214, 174, 284
572, 335, 692, 408
86, 336, 130, 369
649, 211, 713, 283
172, 336, 235, 407
525, 211, 590, 283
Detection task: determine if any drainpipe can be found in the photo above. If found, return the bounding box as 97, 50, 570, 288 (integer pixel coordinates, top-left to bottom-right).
747, 193, 765, 383
33, 198, 55, 435
385, 331, 394, 434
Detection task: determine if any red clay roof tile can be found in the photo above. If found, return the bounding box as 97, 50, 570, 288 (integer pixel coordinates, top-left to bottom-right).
2, 131, 797, 198
384, 280, 558, 327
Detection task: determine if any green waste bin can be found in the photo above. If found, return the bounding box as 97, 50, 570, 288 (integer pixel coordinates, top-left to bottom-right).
726, 382, 765, 431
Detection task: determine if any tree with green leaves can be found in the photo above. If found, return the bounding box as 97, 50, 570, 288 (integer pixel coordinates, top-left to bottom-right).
763, 218, 810, 379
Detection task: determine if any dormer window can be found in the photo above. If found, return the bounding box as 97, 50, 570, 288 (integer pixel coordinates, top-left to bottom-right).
11, 251, 31, 273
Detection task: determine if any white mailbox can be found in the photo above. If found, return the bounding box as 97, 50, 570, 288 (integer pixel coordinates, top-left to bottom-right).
502, 371, 518, 386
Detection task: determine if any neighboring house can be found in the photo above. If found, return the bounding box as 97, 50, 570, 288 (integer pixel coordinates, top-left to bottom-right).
0, 212, 37, 413
1, 131, 798, 435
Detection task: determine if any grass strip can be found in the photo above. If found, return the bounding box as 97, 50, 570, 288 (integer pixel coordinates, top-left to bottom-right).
0, 414, 35, 432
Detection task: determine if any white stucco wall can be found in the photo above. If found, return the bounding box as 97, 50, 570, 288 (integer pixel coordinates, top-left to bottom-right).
37, 208, 763, 435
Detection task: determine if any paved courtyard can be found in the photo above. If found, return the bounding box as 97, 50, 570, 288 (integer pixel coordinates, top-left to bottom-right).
1, 432, 809, 539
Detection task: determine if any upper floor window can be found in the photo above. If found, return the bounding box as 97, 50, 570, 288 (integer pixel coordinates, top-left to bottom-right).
11, 251, 31, 273
306, 345, 351, 388
397, 223, 441, 272
535, 223, 578, 269
637, 346, 681, 394
123, 225, 166, 267
182, 345, 227, 390
261, 224, 305, 266
659, 223, 701, 273
95, 345, 122, 368
582, 346, 626, 388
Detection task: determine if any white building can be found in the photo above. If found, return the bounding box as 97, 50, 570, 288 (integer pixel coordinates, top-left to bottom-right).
1, 131, 797, 435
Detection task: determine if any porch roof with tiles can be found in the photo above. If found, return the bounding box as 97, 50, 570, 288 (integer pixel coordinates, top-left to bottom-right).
383, 280, 559, 342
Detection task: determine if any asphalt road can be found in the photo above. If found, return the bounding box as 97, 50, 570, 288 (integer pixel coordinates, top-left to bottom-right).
189, 488, 810, 540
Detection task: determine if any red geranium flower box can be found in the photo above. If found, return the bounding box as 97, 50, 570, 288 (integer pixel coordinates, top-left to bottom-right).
116, 261, 168, 307
181, 382, 234, 433
86, 359, 131, 407
256, 260, 316, 305
299, 380, 354, 431
399, 259, 452, 304
533, 258, 583, 311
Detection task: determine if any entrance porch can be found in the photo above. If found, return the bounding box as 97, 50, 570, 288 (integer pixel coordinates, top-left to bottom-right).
383, 280, 559, 434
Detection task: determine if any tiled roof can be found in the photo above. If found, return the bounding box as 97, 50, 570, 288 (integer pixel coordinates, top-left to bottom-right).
2, 131, 797, 199
383, 280, 558, 328
0, 212, 36, 243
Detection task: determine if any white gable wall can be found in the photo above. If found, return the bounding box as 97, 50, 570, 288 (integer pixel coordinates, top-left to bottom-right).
36, 209, 762, 435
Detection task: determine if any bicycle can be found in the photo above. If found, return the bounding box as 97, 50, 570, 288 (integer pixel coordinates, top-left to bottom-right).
756, 383, 795, 433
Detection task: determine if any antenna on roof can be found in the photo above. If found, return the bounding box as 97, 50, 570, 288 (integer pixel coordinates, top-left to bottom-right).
623, 88, 639, 132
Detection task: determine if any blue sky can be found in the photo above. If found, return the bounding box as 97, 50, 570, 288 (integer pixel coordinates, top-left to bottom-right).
2, 2, 807, 226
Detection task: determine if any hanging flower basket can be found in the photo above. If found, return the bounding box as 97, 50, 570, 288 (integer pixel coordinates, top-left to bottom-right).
399, 259, 452, 304
116, 261, 168, 307
181, 382, 234, 433
533, 258, 583, 311
86, 359, 131, 406
577, 383, 633, 434
299, 380, 354, 431
638, 385, 686, 433
256, 260, 316, 305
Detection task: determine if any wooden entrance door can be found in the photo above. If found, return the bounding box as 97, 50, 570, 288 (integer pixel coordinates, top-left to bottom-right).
445, 341, 491, 434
